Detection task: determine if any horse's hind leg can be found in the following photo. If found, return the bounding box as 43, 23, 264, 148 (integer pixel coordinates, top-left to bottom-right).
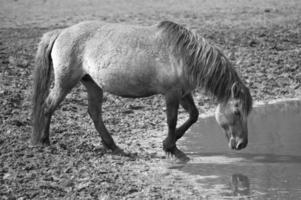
81, 75, 123, 154
38, 79, 77, 144
176, 93, 199, 141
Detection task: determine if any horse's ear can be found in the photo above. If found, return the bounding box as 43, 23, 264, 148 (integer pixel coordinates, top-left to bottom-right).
231, 82, 238, 98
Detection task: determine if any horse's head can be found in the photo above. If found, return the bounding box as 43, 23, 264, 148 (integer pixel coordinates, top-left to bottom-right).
215, 83, 252, 150
215, 100, 248, 150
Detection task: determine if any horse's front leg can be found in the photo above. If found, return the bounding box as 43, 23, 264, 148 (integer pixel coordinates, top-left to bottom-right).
163, 91, 189, 161
176, 93, 199, 141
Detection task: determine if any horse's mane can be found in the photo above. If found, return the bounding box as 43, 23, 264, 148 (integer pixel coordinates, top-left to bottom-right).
158, 21, 252, 114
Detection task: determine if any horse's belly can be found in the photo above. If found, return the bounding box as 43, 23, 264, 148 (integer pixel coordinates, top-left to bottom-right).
91, 63, 160, 98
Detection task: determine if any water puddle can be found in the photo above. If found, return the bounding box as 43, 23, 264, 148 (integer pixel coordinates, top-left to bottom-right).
177, 99, 301, 199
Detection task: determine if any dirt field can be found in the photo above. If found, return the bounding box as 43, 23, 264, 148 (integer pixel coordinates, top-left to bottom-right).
0, 0, 301, 199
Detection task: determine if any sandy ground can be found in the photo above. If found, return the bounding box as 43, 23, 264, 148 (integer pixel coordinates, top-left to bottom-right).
0, 0, 301, 199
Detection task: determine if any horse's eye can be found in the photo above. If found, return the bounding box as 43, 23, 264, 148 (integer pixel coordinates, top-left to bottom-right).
221, 124, 229, 130
234, 110, 241, 116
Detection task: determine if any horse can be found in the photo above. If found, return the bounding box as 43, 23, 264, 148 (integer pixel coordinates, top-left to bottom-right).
32, 20, 252, 161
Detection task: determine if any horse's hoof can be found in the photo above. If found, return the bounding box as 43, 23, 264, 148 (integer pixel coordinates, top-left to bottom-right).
31, 138, 50, 147
111, 147, 133, 157
163, 146, 190, 162
176, 154, 190, 163
112, 147, 125, 155
173, 147, 190, 163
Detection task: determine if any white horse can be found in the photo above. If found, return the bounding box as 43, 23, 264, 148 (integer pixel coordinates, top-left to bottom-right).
32, 21, 252, 161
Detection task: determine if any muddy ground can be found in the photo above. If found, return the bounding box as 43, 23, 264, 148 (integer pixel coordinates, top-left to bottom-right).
0, 0, 301, 199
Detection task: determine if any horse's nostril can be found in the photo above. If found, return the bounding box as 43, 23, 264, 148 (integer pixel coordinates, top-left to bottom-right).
236, 142, 243, 150
229, 138, 248, 150
236, 140, 247, 150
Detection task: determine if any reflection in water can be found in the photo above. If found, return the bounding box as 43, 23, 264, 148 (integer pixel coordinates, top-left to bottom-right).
229, 174, 250, 197
177, 99, 301, 199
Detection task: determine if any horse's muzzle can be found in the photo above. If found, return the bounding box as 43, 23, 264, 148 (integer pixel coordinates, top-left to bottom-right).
229, 137, 248, 150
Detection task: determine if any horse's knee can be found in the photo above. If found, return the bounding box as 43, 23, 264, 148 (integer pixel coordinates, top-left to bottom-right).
190, 108, 199, 123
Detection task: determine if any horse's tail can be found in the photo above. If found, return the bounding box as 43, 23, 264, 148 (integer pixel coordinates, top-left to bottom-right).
32, 29, 61, 144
